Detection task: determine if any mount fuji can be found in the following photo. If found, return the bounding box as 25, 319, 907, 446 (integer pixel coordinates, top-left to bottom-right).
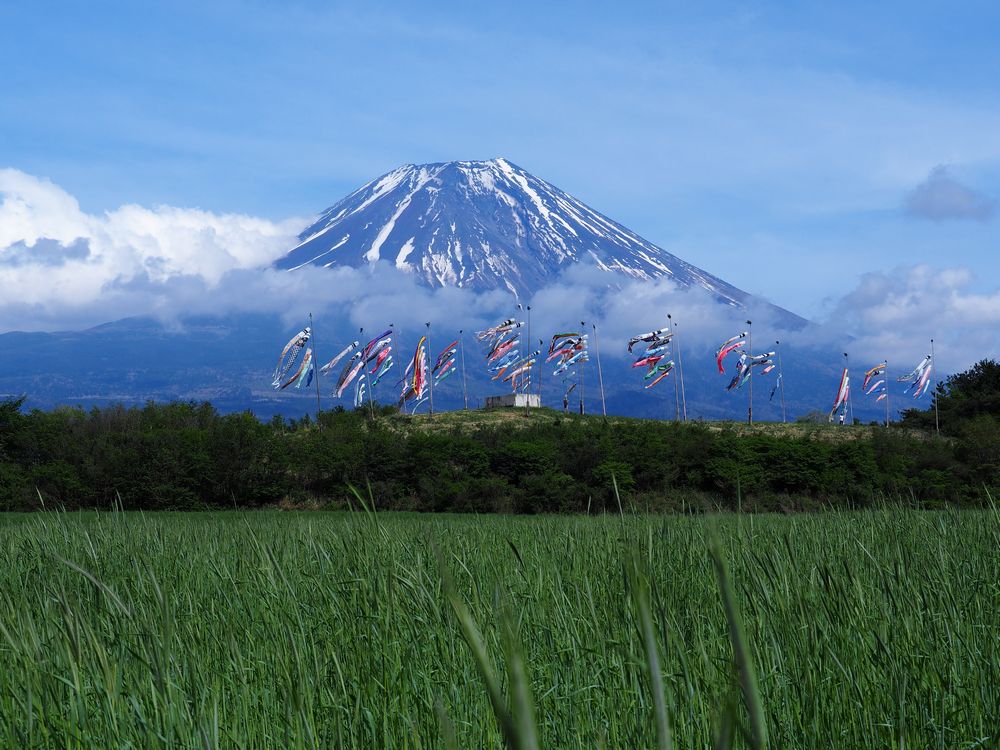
276, 158, 786, 318
1, 159, 837, 420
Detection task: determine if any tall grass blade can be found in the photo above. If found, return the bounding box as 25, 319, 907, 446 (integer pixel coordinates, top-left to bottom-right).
434, 697, 459, 750
499, 591, 540, 750
627, 554, 673, 750
437, 547, 520, 748
709, 535, 768, 749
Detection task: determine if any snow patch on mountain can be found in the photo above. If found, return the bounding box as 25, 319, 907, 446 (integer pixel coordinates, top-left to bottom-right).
395, 237, 416, 269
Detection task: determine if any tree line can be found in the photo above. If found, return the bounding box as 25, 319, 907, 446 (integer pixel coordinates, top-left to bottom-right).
1, 360, 997, 513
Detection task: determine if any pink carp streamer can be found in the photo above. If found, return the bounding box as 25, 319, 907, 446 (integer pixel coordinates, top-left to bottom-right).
400, 336, 428, 406
628, 327, 673, 390
829, 368, 850, 422
328, 329, 396, 400
479, 317, 530, 393
279, 348, 314, 390
715, 332, 746, 374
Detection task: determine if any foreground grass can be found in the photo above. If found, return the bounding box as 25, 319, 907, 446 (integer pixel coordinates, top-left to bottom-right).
0, 509, 997, 748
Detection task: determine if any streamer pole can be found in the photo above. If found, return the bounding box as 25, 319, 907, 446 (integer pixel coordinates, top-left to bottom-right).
593, 322, 607, 417
776, 340, 786, 423
538, 338, 544, 406
459, 329, 469, 410
845, 351, 854, 425
675, 320, 687, 421
365, 329, 375, 421
309, 312, 322, 422
884, 359, 890, 428
525, 305, 531, 414
746, 320, 753, 425
579, 320, 586, 415
426, 322, 434, 417
668, 314, 679, 421
931, 338, 939, 434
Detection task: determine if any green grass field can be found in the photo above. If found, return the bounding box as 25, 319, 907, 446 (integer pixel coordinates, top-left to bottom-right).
384, 406, 895, 443
1, 509, 997, 748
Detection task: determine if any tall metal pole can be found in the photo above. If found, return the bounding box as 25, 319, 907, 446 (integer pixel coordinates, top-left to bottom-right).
308, 313, 323, 422
931, 338, 939, 434
675, 319, 687, 422
579, 320, 586, 415
884, 359, 890, 428
844, 352, 854, 426
775, 340, 787, 423
425, 322, 434, 417
364, 326, 375, 421
746, 319, 753, 425
459, 329, 469, 410
364, 373, 376, 420
366, 364, 377, 418
392, 323, 406, 415
667, 314, 679, 421
592, 322, 607, 417
537, 338, 544, 407
525, 305, 531, 414
844, 351, 854, 425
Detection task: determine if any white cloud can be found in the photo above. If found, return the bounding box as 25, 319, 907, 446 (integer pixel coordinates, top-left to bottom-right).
0, 169, 92, 248
1, 170, 997, 379
818, 264, 1000, 373
0, 168, 302, 327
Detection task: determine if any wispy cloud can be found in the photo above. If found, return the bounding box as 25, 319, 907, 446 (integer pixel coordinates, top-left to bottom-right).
904, 165, 996, 221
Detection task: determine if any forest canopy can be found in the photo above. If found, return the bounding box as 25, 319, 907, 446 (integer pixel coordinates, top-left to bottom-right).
1, 360, 997, 513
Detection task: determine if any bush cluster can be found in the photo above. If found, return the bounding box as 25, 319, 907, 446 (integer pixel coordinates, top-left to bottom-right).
1, 385, 997, 512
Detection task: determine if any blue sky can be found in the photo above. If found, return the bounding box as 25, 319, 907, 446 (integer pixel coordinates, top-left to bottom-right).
2, 0, 999, 321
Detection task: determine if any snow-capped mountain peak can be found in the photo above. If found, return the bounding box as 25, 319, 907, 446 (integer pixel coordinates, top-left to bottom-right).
277, 158, 750, 305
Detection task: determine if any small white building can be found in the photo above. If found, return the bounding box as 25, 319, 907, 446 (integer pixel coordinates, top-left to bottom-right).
485, 393, 541, 409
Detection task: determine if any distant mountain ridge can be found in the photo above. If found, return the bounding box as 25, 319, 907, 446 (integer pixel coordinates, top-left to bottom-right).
276, 158, 775, 313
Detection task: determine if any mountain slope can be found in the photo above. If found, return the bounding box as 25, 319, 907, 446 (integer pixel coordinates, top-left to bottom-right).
276, 158, 754, 306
